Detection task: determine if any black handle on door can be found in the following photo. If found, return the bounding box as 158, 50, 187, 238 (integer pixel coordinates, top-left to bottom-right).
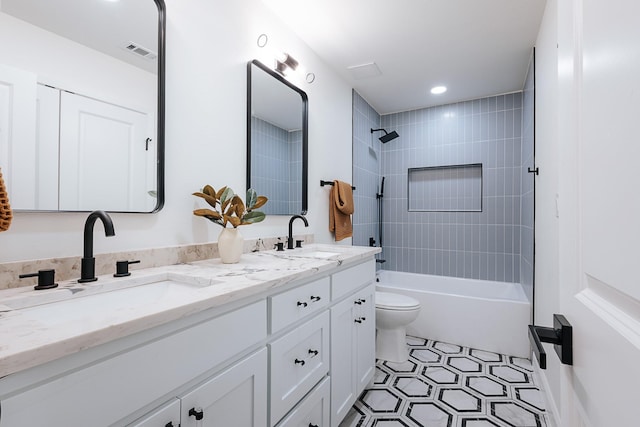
308, 349, 319, 357
165, 423, 174, 427
310, 295, 321, 302
188, 408, 204, 420
309, 424, 319, 427
528, 314, 573, 369
297, 301, 308, 307
295, 358, 306, 366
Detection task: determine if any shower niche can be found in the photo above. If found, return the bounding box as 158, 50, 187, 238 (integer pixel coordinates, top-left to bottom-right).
408, 163, 483, 212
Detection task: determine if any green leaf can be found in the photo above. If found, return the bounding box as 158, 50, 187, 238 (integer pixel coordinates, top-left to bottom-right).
246, 188, 257, 209
241, 211, 266, 224
219, 187, 235, 205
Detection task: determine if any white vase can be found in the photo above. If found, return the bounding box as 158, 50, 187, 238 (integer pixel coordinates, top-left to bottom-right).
218, 227, 243, 263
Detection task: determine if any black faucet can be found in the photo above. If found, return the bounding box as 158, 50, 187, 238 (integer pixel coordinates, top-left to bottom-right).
288, 214, 309, 249
79, 210, 115, 283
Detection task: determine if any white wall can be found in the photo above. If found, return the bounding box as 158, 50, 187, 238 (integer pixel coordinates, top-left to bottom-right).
0, 0, 353, 263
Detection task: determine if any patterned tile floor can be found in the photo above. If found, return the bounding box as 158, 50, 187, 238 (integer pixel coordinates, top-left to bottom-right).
341, 336, 549, 427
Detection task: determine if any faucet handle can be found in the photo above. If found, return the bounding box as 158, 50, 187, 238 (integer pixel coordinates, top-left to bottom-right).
274, 242, 285, 252
296, 239, 304, 248
19, 269, 58, 290
114, 260, 141, 277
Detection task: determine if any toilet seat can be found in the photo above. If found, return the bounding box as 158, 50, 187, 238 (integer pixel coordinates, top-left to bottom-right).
375, 291, 420, 311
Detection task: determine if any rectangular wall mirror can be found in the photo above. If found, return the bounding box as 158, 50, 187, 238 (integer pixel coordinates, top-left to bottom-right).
247, 59, 308, 215
0, 0, 165, 213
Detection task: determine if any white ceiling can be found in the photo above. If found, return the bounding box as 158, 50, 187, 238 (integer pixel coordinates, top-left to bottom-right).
262, 0, 547, 115
1, 0, 158, 73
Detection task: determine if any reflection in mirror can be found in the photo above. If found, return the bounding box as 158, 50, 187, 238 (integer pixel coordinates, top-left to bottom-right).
0, 0, 165, 212
247, 60, 308, 215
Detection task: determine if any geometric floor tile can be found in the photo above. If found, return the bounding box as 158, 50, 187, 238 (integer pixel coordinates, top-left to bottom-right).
491, 401, 543, 426
360, 389, 403, 413
447, 356, 483, 373
341, 336, 549, 427
466, 376, 508, 398
489, 365, 530, 384
406, 402, 453, 427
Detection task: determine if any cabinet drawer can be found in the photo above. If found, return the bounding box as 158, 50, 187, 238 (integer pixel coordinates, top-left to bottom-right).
270, 276, 330, 333
276, 376, 330, 427
269, 311, 330, 425
331, 260, 375, 301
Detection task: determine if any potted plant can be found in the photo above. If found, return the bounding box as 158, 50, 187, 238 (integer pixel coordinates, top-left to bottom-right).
193, 185, 268, 263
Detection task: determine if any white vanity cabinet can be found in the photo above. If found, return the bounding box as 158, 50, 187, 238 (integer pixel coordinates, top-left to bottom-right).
0, 255, 377, 427
330, 261, 376, 426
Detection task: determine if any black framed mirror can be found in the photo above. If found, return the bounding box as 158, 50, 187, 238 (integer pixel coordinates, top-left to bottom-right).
247, 59, 308, 215
0, 0, 165, 213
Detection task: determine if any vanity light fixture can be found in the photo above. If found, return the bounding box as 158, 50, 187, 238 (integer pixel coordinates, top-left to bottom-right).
431, 85, 447, 95
275, 53, 299, 76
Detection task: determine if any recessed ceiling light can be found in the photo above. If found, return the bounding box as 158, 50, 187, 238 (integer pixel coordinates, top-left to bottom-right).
431, 86, 447, 95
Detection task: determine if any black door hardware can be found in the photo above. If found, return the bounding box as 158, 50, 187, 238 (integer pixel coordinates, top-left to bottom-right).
528, 314, 572, 369
527, 167, 539, 175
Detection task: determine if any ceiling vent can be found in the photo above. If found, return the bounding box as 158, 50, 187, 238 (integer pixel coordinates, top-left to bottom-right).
121, 41, 157, 61
347, 62, 382, 80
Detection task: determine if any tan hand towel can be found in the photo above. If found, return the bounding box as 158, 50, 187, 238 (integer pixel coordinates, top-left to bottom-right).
329, 180, 354, 241
0, 167, 12, 232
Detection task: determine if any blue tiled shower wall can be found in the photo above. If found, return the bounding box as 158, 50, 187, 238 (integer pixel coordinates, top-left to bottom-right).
250, 116, 302, 215
352, 91, 382, 248
353, 90, 534, 288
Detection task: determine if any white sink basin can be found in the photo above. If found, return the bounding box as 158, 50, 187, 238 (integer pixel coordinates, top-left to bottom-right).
9, 278, 210, 326
301, 251, 341, 259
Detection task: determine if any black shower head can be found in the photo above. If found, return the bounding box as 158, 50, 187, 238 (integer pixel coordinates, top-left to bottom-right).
371, 128, 400, 143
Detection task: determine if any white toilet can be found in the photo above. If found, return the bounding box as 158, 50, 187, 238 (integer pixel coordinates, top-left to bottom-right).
375, 291, 421, 363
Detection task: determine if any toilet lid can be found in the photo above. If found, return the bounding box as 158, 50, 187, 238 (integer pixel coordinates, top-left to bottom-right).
375, 291, 421, 310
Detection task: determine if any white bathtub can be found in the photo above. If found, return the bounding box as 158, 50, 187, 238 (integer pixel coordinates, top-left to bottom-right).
375, 270, 531, 358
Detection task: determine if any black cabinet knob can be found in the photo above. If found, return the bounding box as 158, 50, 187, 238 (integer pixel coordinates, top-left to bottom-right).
188, 408, 204, 420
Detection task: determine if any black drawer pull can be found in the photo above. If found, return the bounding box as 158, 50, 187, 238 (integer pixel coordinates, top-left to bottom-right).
309, 424, 319, 427
354, 318, 363, 324
297, 301, 308, 307
295, 358, 306, 366
189, 408, 204, 420
165, 423, 174, 427
310, 295, 321, 302
354, 299, 362, 305
308, 349, 319, 357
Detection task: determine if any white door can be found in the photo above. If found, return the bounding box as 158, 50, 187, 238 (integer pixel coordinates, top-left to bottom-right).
553, 0, 640, 425
58, 91, 152, 211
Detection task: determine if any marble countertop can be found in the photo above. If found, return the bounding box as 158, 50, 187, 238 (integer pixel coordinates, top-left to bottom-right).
0, 244, 380, 378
